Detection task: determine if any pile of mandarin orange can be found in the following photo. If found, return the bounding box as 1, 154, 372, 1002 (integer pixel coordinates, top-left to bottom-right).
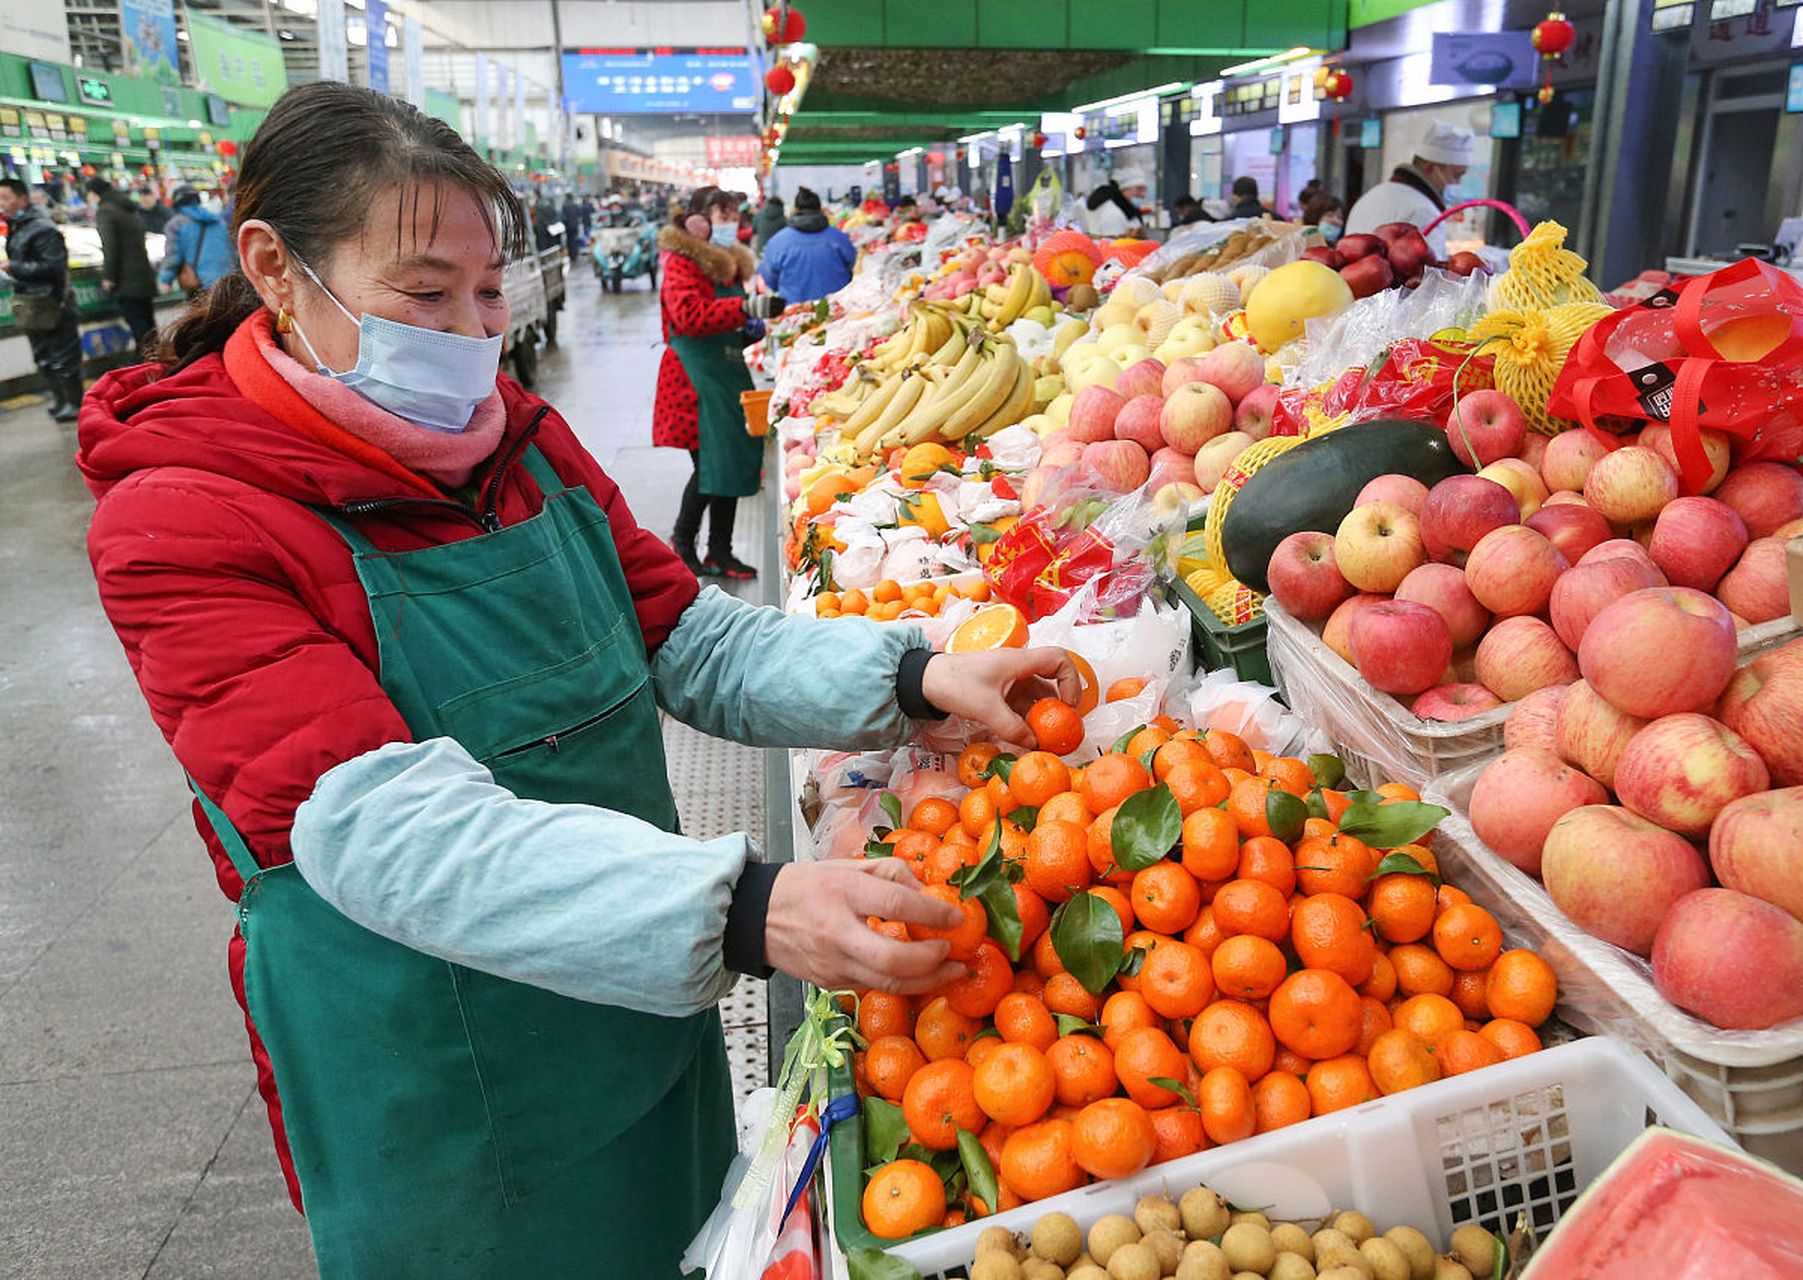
853, 720, 1558, 1241
817, 576, 992, 622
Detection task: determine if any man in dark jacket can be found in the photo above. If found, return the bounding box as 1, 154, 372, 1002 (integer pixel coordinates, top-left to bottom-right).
136, 187, 171, 234
0, 178, 84, 421
1228, 176, 1266, 219
757, 188, 855, 303
561, 193, 584, 251
86, 178, 158, 355
751, 196, 785, 253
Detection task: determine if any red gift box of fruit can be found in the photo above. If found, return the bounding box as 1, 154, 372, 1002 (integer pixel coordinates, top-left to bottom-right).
1271, 337, 1496, 438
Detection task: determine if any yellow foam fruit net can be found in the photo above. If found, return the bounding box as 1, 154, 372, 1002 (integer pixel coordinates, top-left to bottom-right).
1489, 221, 1605, 313
1470, 300, 1614, 436
1183, 433, 1308, 623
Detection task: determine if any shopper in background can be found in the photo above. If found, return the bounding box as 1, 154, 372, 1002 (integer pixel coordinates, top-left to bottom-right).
135, 187, 172, 235
560, 190, 583, 251
1171, 194, 1210, 226
751, 193, 786, 252
85, 177, 159, 357
893, 194, 921, 224
1228, 176, 1266, 219
1301, 191, 1346, 242
654, 186, 785, 578
1, 178, 83, 422
1343, 120, 1474, 259
158, 186, 234, 297
757, 187, 855, 303
1084, 180, 1142, 237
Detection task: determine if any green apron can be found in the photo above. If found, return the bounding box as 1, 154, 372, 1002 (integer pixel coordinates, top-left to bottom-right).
188, 447, 735, 1277
668, 282, 763, 499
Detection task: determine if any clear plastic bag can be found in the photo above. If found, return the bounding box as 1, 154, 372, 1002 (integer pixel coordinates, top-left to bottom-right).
1291, 267, 1494, 390
681, 1088, 825, 1280
1179, 666, 1316, 756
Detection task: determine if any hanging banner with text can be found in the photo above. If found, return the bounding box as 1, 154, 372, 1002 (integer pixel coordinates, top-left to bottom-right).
705, 135, 762, 166
186, 11, 288, 108
365, 0, 390, 94
317, 0, 349, 83
0, 0, 70, 63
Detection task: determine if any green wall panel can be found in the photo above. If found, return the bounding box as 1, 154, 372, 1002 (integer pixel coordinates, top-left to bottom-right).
1247, 0, 1342, 48
975, 0, 1069, 50
1068, 0, 1158, 48
805, 0, 887, 46
887, 0, 981, 48
1155, 1, 1244, 50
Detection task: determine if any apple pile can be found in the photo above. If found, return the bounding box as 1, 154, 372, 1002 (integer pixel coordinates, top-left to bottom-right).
1265, 388, 1803, 723
1466, 623, 1803, 1033
1301, 222, 1491, 300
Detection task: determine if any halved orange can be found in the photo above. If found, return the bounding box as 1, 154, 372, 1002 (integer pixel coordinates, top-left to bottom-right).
1064, 649, 1100, 715
947, 603, 1030, 653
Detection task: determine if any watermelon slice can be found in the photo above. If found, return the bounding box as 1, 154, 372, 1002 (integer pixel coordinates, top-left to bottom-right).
1524, 1127, 1803, 1278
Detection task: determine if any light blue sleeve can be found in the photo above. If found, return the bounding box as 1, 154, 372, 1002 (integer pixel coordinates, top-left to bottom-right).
652, 585, 926, 749
290, 737, 748, 1017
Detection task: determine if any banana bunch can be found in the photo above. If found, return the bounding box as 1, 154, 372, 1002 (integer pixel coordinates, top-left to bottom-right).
846, 332, 1035, 461
977, 264, 1052, 331
863, 302, 961, 374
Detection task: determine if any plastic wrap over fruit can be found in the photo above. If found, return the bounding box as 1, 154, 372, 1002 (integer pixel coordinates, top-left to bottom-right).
1269, 337, 1498, 439
1290, 266, 1494, 391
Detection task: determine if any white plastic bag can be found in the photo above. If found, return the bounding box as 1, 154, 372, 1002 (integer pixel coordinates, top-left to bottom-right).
681, 1087, 825, 1280
1181, 667, 1316, 756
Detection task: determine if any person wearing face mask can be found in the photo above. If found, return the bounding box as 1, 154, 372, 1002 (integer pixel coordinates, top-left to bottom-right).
652, 187, 785, 578
1301, 191, 1345, 244
157, 185, 236, 297
1343, 120, 1475, 260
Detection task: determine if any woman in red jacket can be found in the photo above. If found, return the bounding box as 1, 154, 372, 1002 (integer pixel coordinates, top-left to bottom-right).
652, 187, 783, 579
76, 83, 1074, 1277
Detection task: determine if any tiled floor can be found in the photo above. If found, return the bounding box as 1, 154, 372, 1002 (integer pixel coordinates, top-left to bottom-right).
0, 267, 771, 1277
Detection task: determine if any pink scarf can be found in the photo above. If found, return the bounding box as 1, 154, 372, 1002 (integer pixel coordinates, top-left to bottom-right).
250, 310, 507, 488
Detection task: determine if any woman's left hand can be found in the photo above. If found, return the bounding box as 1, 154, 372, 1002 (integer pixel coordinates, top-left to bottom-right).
920, 647, 1081, 748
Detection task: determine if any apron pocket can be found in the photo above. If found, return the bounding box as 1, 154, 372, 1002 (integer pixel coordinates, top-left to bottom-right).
434, 622, 633, 762
478, 679, 660, 810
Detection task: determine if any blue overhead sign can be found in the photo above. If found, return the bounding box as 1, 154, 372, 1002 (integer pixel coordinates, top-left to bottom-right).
560, 48, 759, 114
1430, 32, 1541, 90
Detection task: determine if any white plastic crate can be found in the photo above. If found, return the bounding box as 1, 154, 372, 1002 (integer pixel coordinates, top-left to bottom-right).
834, 1038, 1731, 1279
1425, 762, 1803, 1175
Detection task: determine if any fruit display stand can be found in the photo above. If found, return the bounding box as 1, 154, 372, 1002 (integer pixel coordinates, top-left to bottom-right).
820, 1038, 1730, 1278
1425, 762, 1803, 1173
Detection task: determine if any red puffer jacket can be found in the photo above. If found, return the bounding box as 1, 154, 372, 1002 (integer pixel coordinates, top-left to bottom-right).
652, 223, 757, 451
76, 319, 699, 1207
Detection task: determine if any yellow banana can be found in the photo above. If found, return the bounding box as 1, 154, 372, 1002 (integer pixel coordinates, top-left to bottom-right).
971, 357, 1036, 438
928, 321, 967, 366
839, 370, 906, 438
938, 349, 1018, 440
901, 342, 987, 444
991, 266, 1034, 329
854, 371, 926, 458
879, 365, 951, 451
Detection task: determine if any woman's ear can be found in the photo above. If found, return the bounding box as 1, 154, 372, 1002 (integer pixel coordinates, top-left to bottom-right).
238, 219, 294, 313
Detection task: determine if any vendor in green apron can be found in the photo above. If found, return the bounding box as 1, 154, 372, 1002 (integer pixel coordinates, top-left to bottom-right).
653, 188, 784, 580
77, 82, 1078, 1280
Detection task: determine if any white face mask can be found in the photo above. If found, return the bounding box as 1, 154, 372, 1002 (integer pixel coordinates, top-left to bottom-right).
709, 221, 738, 248
289, 257, 503, 432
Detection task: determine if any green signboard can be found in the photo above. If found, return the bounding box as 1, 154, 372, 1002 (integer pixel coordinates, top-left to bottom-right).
425, 87, 463, 135
1349, 0, 1444, 28
185, 11, 289, 108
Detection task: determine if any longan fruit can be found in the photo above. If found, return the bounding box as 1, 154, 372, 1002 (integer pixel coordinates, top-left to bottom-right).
1321, 1268, 1376, 1280
1230, 1210, 1272, 1232
1142, 1229, 1184, 1276
979, 1226, 1024, 1257
1135, 1194, 1184, 1237
1220, 1223, 1277, 1275
972, 1254, 1023, 1280
1359, 1238, 1411, 1280
1180, 1188, 1232, 1241
1432, 1259, 1473, 1280
1088, 1215, 1143, 1268
1032, 1214, 1084, 1267
1271, 1254, 1319, 1280
1333, 1211, 1375, 1244
1175, 1239, 1231, 1280
1311, 1229, 1366, 1274
1022, 1261, 1067, 1280
1447, 1226, 1494, 1278
1271, 1222, 1315, 1261
1068, 1265, 1109, 1280
1382, 1227, 1435, 1280
1106, 1241, 1161, 1280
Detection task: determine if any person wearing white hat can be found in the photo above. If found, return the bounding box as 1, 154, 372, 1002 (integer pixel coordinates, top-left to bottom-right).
1343, 119, 1475, 258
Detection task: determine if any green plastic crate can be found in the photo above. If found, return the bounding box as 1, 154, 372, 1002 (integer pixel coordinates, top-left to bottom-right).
1168, 576, 1272, 686
824, 1022, 903, 1255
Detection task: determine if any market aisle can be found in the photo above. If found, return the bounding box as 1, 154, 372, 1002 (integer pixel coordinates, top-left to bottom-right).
0, 265, 771, 1278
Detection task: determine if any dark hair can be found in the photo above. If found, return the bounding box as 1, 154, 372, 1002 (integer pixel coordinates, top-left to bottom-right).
1086, 182, 1119, 211
1300, 192, 1343, 225
1232, 176, 1258, 198
1173, 195, 1199, 210
156, 80, 527, 372
792, 187, 820, 212
684, 185, 738, 220
86, 177, 112, 196
0, 178, 26, 199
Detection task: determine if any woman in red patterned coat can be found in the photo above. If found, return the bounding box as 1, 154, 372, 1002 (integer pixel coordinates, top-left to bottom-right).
652, 187, 784, 578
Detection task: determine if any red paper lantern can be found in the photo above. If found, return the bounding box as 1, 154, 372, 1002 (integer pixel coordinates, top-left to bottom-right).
1073, 125, 1086, 141
1533, 12, 1575, 57
765, 65, 796, 96
1325, 69, 1355, 101
761, 5, 806, 45
217, 139, 238, 158
1031, 131, 1047, 149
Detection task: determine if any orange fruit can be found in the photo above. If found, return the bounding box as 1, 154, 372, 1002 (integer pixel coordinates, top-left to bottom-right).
1061, 649, 1100, 715
1092, 887, 1137, 936
1152, 737, 1210, 780
959, 788, 999, 841
1392, 993, 1466, 1051
1369, 873, 1439, 944
973, 1043, 1057, 1127
915, 996, 982, 1062
985, 775, 1021, 818
1433, 903, 1504, 972
1200, 729, 1257, 773
946, 603, 1029, 652
1081, 753, 1152, 813
1100, 991, 1159, 1051
1181, 808, 1241, 881
908, 884, 989, 960
1251, 1069, 1312, 1133
1211, 878, 1291, 942
858, 991, 916, 1042
888, 829, 938, 865
1039, 790, 1092, 827
1147, 1104, 1209, 1162
1189, 1000, 1276, 1079
1031, 928, 1067, 981
991, 991, 1057, 1051
1012, 881, 1051, 953
1259, 756, 1315, 798
1367, 1028, 1440, 1095
1131, 862, 1204, 935
1226, 775, 1288, 839
1355, 995, 1393, 1056
1268, 969, 1363, 1060
1112, 1027, 1188, 1109
901, 1058, 985, 1150
1436, 1028, 1507, 1077
1113, 928, 1161, 992
1042, 972, 1100, 1022
1198, 1066, 1257, 1147
1389, 943, 1455, 998
806, 471, 859, 518
921, 842, 972, 886
1012, 969, 1045, 998
1437, 884, 1473, 913
1305, 1055, 1379, 1116
1027, 699, 1085, 757
966, 1037, 1004, 1070
867, 1035, 929, 1102
908, 796, 960, 837
1449, 969, 1492, 1021
1358, 950, 1399, 1003
1106, 677, 1147, 702
941, 941, 1014, 1019
1138, 940, 1215, 1020
838, 588, 869, 615
1184, 904, 1227, 959
1046, 1033, 1116, 1107
1377, 781, 1420, 802
998, 1118, 1084, 1203
1211, 935, 1289, 1001
1025, 820, 1092, 904
1071, 1097, 1158, 1180
1390, 842, 1439, 875
1290, 893, 1377, 986
862, 1158, 945, 1239
1237, 836, 1298, 897
1010, 751, 1071, 807
1294, 834, 1373, 899
1479, 1018, 1543, 1060
1086, 807, 1131, 886
957, 743, 1001, 790
1125, 727, 1171, 761
1486, 950, 1558, 1026
1165, 758, 1233, 816
976, 1120, 1012, 1172
873, 579, 903, 605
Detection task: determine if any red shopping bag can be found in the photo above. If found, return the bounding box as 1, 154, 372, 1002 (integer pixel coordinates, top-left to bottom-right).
1548, 258, 1803, 493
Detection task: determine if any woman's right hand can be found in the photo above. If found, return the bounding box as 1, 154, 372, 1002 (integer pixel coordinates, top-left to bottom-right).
764, 859, 966, 995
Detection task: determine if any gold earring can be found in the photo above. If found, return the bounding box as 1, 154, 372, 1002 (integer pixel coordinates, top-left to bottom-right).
276, 307, 294, 334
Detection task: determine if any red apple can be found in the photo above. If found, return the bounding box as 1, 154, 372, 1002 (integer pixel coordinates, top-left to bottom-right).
1383, 225, 1434, 277
1578, 587, 1738, 719
1542, 491, 1592, 508
1335, 233, 1384, 262
1113, 357, 1167, 401
1506, 683, 1570, 754
1583, 446, 1679, 526
1148, 447, 1195, 492
1349, 600, 1454, 697
1710, 788, 1803, 922
1548, 555, 1666, 651
1653, 889, 1803, 1029
1334, 501, 1427, 593
1645, 495, 1749, 593
1302, 245, 1345, 269
1267, 531, 1354, 622
1639, 423, 1733, 495
1412, 682, 1504, 722
1395, 562, 1491, 649
1469, 748, 1609, 875
1465, 525, 1569, 618
1421, 475, 1521, 566
1716, 537, 1791, 623
1232, 384, 1280, 440
1158, 381, 1233, 454
1713, 461, 1803, 538
1356, 473, 1430, 517
1112, 393, 1168, 454
1541, 430, 1611, 493
1716, 640, 1803, 786
1554, 678, 1647, 791
1195, 341, 1266, 404
1541, 806, 1711, 956
1081, 439, 1151, 492
1475, 616, 1579, 703
1322, 593, 1388, 666
1576, 538, 1665, 579
1478, 458, 1550, 520
1193, 431, 1254, 491
1614, 712, 1769, 837
1526, 504, 1614, 566
1339, 254, 1395, 299
1445, 390, 1528, 468
1068, 385, 1126, 443
1161, 356, 1209, 396
1445, 251, 1488, 277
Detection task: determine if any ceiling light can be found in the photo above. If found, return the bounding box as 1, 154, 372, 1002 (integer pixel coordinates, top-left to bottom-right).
957, 130, 992, 144
1220, 47, 1312, 77
1070, 83, 1183, 115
